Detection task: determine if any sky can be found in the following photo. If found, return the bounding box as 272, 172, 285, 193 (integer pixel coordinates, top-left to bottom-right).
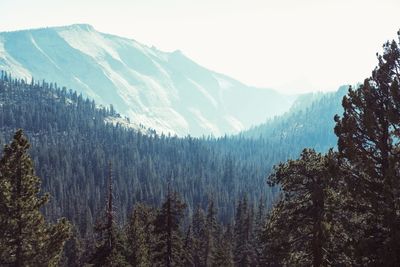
1, 0, 400, 93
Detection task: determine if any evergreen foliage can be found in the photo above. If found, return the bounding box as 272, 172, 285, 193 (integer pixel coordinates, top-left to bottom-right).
62, 228, 84, 267
125, 204, 154, 267
204, 199, 217, 266
152, 190, 187, 267
89, 163, 130, 266
242, 86, 348, 152
262, 150, 346, 266
1, 28, 400, 267
0, 73, 279, 229
233, 196, 257, 267
0, 129, 71, 266
260, 29, 400, 267
190, 206, 207, 266
334, 30, 400, 266
213, 224, 234, 267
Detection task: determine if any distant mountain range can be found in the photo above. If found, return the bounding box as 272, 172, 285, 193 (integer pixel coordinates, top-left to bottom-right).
0, 58, 350, 228
0, 24, 296, 136
241, 85, 349, 153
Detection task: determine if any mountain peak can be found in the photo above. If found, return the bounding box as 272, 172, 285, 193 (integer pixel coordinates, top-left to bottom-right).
0, 24, 96, 35
60, 23, 95, 32
172, 49, 183, 54
0, 24, 295, 136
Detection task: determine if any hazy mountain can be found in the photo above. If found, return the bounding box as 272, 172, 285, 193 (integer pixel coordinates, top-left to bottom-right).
241, 85, 349, 153
0, 74, 285, 225
0, 24, 295, 136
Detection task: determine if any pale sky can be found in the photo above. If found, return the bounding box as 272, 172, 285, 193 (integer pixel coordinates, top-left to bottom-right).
1, 0, 399, 93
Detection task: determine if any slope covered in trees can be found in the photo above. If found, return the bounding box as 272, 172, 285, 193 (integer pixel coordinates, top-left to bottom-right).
0, 129, 267, 266
0, 130, 71, 266
2, 27, 400, 267
0, 24, 295, 136
261, 30, 400, 266
242, 85, 348, 152
0, 72, 288, 233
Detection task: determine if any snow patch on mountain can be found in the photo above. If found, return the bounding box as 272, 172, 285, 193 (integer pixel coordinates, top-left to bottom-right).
0, 24, 296, 136
189, 108, 221, 136
214, 74, 234, 90
0, 37, 31, 79
188, 78, 218, 108
29, 34, 62, 71
58, 25, 123, 62
224, 115, 244, 132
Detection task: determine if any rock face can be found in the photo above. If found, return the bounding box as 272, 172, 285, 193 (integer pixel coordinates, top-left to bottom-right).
0, 24, 295, 136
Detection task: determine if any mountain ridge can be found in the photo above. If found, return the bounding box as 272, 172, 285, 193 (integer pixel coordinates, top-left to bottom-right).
0, 24, 296, 136
241, 85, 349, 152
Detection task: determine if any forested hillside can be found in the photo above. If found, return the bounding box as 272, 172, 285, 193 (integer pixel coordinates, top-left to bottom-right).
242, 85, 348, 152
0, 72, 290, 229
0, 24, 295, 136
0, 72, 349, 266
1, 29, 400, 266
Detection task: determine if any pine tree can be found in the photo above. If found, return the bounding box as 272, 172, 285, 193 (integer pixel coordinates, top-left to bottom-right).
233, 196, 256, 267
205, 199, 217, 266
0, 129, 71, 266
260, 201, 290, 266
233, 198, 245, 266
62, 227, 84, 267
253, 196, 266, 266
262, 149, 343, 266
334, 30, 400, 266
126, 203, 154, 267
182, 226, 195, 266
212, 225, 234, 267
152, 189, 187, 267
191, 206, 207, 267
89, 162, 130, 266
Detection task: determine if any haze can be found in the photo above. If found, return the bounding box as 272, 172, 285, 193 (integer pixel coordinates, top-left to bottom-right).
1, 0, 399, 93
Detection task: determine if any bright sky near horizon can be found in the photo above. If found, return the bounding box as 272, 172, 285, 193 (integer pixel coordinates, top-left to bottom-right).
1, 0, 399, 93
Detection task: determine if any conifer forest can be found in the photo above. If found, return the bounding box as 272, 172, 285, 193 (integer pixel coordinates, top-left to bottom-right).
1, 11, 400, 267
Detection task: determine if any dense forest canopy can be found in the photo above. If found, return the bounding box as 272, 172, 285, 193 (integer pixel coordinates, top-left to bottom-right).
241, 85, 349, 152
0, 73, 280, 225
1, 29, 400, 267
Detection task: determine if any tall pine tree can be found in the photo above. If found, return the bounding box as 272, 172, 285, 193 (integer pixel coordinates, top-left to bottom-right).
89, 162, 129, 266
262, 149, 344, 266
233, 196, 256, 267
191, 206, 207, 267
126, 203, 155, 267
205, 199, 217, 266
152, 189, 187, 267
0, 129, 71, 266
334, 30, 400, 266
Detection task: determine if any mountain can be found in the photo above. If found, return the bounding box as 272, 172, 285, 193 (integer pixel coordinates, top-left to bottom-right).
241, 85, 349, 153
0, 64, 350, 238
0, 71, 349, 229
0, 24, 295, 136
0, 74, 286, 226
